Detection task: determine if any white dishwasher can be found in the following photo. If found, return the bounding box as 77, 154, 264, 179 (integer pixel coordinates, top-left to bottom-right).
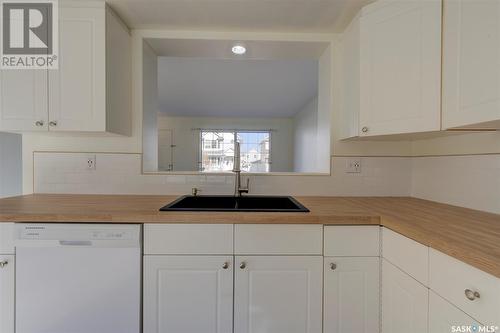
15, 224, 141, 333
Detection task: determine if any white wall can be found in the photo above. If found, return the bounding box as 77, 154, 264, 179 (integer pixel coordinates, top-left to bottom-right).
293, 97, 318, 172
142, 41, 159, 172
0, 132, 22, 198
157, 115, 294, 172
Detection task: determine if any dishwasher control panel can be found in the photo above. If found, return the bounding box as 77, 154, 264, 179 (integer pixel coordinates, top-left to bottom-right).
16, 224, 140, 244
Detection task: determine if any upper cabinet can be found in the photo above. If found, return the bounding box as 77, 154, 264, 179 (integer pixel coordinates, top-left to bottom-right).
341, 0, 500, 139
341, 0, 442, 138
442, 0, 500, 130
359, 0, 442, 137
0, 3, 131, 135
0, 70, 48, 132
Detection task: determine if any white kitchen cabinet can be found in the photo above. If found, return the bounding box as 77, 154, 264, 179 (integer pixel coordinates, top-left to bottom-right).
357, 0, 442, 136
0, 70, 48, 132
324, 257, 380, 333
429, 291, 482, 333
429, 248, 500, 326
0, 3, 131, 134
339, 12, 361, 139
48, 4, 130, 133
382, 227, 429, 286
234, 255, 323, 333
0, 255, 14, 333
442, 0, 500, 129
143, 255, 234, 333
382, 259, 429, 333
48, 6, 106, 132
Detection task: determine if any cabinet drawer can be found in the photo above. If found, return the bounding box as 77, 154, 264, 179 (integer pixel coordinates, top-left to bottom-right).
429, 291, 483, 333
234, 224, 322, 255
382, 227, 429, 286
429, 248, 500, 326
324, 226, 380, 256
144, 224, 233, 255
0, 223, 14, 254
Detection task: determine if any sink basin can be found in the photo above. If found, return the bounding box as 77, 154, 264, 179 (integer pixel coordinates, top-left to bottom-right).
160, 195, 309, 212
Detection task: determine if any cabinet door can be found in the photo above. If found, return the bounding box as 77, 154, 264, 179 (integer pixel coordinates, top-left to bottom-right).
48, 6, 105, 132
234, 256, 323, 333
442, 0, 500, 129
0, 70, 48, 132
429, 291, 482, 333
143, 256, 233, 333
0, 255, 14, 333
382, 259, 428, 333
359, 0, 441, 136
324, 257, 380, 333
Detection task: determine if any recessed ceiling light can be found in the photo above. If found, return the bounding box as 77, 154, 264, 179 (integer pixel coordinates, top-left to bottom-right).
231, 44, 246, 55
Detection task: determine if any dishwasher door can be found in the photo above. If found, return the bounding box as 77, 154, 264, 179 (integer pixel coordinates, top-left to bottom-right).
15, 224, 141, 333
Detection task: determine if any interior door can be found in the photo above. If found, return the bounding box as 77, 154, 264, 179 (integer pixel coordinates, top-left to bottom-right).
234, 255, 323, 333
324, 257, 380, 333
48, 6, 105, 131
0, 255, 14, 333
158, 129, 174, 171
359, 0, 441, 136
0, 70, 48, 132
143, 255, 234, 333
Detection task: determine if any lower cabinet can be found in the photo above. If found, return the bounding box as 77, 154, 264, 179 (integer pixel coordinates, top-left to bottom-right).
143, 255, 234, 333
381, 259, 429, 333
234, 256, 323, 333
0, 255, 14, 333
324, 257, 380, 333
144, 255, 323, 333
429, 291, 482, 333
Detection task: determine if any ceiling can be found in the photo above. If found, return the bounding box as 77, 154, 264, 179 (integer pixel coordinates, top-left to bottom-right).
157, 57, 318, 118
101, 0, 374, 33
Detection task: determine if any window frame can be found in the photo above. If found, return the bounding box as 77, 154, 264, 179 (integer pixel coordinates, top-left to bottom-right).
198, 129, 272, 173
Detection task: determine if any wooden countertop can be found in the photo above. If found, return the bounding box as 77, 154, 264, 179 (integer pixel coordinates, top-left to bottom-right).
0, 194, 499, 278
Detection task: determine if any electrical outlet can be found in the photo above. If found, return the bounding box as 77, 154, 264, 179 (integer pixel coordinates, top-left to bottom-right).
87, 155, 96, 170
345, 158, 361, 173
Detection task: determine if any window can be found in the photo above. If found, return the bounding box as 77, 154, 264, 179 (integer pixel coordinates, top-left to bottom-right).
200, 130, 271, 172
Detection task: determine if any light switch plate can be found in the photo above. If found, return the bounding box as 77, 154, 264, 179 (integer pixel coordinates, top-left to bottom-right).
345, 158, 361, 173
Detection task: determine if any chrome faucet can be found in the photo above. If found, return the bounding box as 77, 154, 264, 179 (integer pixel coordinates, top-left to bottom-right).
233, 142, 249, 197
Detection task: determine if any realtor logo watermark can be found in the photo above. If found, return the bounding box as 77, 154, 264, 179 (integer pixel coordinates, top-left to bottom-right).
0, 0, 58, 69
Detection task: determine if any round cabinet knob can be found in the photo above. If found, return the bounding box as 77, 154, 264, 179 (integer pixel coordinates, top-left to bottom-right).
330, 263, 337, 271
222, 262, 229, 270
0, 260, 8, 268
464, 289, 480, 301
361, 126, 369, 133
49, 121, 58, 127
239, 262, 246, 269
35, 120, 44, 127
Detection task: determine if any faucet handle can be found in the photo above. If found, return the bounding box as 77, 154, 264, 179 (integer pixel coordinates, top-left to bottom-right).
192, 187, 201, 196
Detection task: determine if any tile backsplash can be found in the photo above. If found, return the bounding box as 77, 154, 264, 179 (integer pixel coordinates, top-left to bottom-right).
33, 152, 500, 214
34, 152, 412, 196
411, 154, 500, 214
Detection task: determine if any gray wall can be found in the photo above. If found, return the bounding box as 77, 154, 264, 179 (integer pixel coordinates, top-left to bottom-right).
0, 132, 22, 198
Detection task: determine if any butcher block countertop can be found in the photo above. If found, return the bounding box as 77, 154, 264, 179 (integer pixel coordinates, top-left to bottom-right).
0, 194, 499, 278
